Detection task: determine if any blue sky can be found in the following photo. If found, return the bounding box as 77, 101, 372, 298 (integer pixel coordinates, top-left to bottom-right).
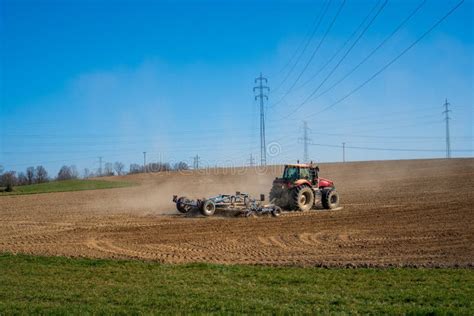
1, 0, 473, 176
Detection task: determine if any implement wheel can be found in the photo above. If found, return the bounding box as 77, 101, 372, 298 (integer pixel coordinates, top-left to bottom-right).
271, 206, 282, 217
176, 196, 191, 214
200, 200, 216, 216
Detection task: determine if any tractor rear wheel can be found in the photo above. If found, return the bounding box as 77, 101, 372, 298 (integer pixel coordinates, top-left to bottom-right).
322, 189, 340, 209
200, 200, 216, 216
269, 185, 290, 209
291, 186, 314, 211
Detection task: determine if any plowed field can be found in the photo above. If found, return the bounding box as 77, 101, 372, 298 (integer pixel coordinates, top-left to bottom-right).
1, 159, 473, 267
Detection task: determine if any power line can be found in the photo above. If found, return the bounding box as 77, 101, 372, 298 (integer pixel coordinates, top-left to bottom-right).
271, 0, 331, 94
4, 129, 451, 157
282, 0, 346, 97
309, 142, 473, 153
5, 134, 470, 170
443, 98, 452, 158
344, 119, 443, 134
254, 73, 270, 166
277, 0, 388, 121
307, 0, 465, 117
307, 0, 427, 103
313, 132, 470, 140
2, 114, 470, 156
295, 0, 383, 91
1, 134, 296, 156
271, 1, 328, 82
0, 105, 458, 144
6, 129, 471, 157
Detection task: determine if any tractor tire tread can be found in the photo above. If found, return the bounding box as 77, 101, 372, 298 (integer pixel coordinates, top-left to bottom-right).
322, 188, 340, 209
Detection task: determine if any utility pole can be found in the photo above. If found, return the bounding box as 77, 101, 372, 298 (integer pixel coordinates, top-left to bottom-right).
98, 156, 103, 176
253, 73, 269, 166
193, 155, 200, 169
443, 98, 451, 159
303, 121, 311, 162
143, 152, 147, 172
248, 154, 256, 167
298, 121, 312, 162
342, 142, 346, 163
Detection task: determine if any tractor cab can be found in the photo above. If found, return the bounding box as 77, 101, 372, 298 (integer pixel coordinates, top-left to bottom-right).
281, 164, 319, 186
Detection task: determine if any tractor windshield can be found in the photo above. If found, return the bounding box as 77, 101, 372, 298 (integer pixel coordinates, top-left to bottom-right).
282, 166, 315, 182
282, 166, 299, 180
300, 168, 310, 180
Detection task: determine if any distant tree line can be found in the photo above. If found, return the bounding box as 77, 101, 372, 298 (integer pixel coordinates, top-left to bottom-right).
0, 165, 49, 192
0, 160, 189, 192
57, 165, 79, 181
129, 161, 189, 174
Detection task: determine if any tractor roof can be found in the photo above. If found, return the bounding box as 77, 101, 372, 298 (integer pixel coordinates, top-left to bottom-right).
285, 163, 318, 168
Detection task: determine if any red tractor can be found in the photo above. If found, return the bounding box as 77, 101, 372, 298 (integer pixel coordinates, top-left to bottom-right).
269, 163, 340, 211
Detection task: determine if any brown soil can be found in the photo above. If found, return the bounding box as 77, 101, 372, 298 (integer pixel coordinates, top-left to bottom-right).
1, 158, 473, 267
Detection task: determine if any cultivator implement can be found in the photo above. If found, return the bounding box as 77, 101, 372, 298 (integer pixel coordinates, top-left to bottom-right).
172, 192, 281, 217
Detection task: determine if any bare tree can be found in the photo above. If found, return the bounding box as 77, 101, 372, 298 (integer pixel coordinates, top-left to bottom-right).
70, 165, 79, 179
114, 162, 125, 175
129, 163, 142, 174
26, 167, 35, 184
83, 168, 91, 179
17, 172, 28, 186
104, 163, 114, 176
0, 165, 4, 175
1, 171, 17, 192
57, 166, 73, 181
35, 166, 48, 183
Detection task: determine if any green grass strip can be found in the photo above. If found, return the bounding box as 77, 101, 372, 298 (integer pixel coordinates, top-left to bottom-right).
0, 179, 134, 196
0, 253, 472, 314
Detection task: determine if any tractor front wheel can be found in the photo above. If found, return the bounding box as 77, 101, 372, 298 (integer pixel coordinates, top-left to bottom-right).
292, 186, 314, 211
322, 189, 340, 209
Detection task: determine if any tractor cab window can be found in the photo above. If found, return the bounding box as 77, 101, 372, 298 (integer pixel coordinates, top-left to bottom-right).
283, 166, 299, 180
300, 168, 310, 180
309, 167, 318, 184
